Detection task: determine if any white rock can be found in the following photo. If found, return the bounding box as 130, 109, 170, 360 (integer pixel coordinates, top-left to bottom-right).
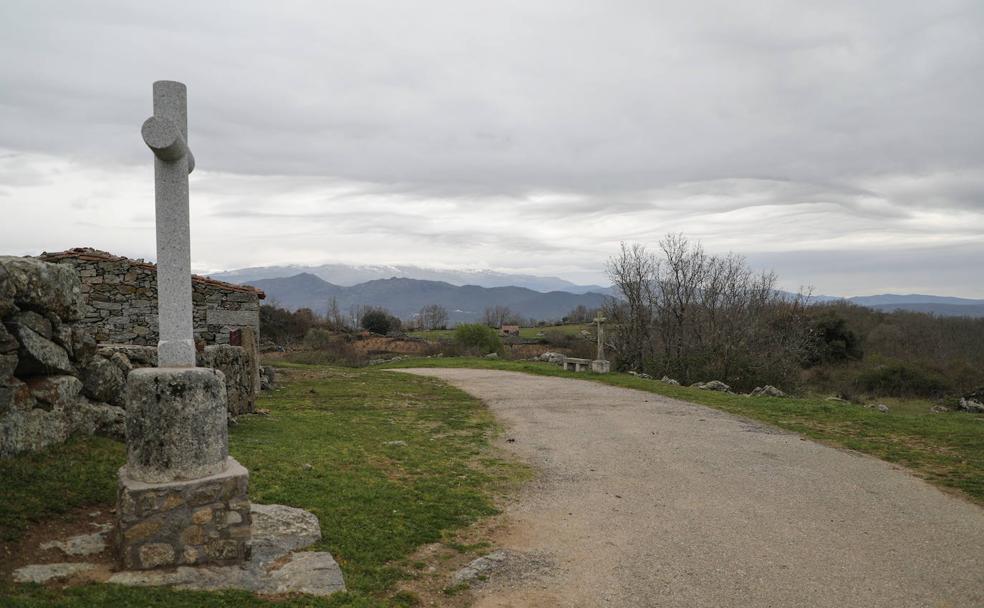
40, 525, 110, 556
13, 562, 98, 583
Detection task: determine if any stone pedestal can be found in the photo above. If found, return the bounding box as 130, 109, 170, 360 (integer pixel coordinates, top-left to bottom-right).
124, 367, 229, 482
591, 359, 611, 374
115, 457, 251, 570
115, 367, 251, 570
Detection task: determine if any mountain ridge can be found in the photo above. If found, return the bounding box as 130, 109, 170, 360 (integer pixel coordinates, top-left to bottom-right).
211, 263, 612, 294
249, 273, 612, 323
225, 268, 984, 321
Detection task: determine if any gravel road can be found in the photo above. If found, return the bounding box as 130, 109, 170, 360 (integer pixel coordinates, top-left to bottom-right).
396, 368, 984, 608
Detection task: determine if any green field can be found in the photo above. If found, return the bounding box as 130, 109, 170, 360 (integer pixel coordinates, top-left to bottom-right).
0, 364, 528, 607
383, 357, 984, 505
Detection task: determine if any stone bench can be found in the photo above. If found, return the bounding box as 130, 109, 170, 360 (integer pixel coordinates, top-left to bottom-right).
563, 357, 591, 372
561, 357, 610, 374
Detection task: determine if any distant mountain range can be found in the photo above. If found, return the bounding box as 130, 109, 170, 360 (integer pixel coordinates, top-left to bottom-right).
212, 264, 984, 321
211, 263, 612, 294
837, 294, 984, 318
248, 273, 611, 323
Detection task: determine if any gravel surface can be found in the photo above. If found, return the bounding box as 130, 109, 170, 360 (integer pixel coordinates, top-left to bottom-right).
397, 368, 984, 608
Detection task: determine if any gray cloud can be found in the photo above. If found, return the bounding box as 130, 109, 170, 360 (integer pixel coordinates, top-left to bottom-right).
0, 0, 982, 296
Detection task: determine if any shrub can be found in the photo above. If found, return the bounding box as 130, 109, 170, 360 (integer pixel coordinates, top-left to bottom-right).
292, 329, 366, 366
361, 310, 392, 335
453, 324, 502, 354
805, 313, 863, 366
854, 362, 950, 397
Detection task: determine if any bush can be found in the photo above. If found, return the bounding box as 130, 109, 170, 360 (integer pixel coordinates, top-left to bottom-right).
453, 324, 502, 354
292, 329, 366, 366
854, 362, 950, 397
805, 313, 863, 366
260, 304, 320, 346
361, 310, 392, 335
302, 328, 335, 350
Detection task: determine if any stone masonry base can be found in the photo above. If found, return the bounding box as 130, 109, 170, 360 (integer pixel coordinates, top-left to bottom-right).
115, 457, 251, 570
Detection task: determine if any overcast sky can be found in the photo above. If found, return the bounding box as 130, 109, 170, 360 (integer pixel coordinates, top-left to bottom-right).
1, 1, 982, 296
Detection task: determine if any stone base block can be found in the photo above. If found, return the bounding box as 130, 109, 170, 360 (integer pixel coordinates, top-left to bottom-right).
591, 359, 611, 374
125, 367, 228, 483
115, 457, 251, 570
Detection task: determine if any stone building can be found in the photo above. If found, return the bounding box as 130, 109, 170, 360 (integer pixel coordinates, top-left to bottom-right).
40, 248, 264, 419
40, 248, 265, 346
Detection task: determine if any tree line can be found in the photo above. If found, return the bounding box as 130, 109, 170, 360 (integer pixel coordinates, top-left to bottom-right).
605, 234, 984, 397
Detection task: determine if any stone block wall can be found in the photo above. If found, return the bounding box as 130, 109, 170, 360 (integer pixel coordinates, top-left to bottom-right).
40, 248, 264, 347
1, 257, 125, 457
115, 459, 252, 570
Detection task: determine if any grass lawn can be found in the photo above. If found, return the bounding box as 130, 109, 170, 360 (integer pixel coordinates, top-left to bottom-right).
0, 364, 527, 607
383, 357, 984, 505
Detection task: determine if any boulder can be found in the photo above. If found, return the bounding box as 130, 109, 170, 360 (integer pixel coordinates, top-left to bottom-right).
660, 376, 680, 385
81, 356, 126, 406
249, 503, 322, 564
0, 256, 83, 321
484, 352, 499, 359
109, 351, 133, 373
696, 380, 731, 392
957, 396, 984, 413
750, 385, 786, 398
539, 352, 565, 364
11, 310, 52, 339
50, 315, 73, 354
25, 375, 83, 410
0, 323, 19, 354
0, 406, 71, 457
198, 345, 254, 416
0, 352, 17, 380
452, 550, 511, 586
71, 398, 125, 440
70, 327, 97, 365
8, 323, 74, 376
96, 344, 157, 367
0, 377, 35, 415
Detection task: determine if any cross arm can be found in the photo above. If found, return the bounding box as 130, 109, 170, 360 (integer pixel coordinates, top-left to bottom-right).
141, 116, 195, 173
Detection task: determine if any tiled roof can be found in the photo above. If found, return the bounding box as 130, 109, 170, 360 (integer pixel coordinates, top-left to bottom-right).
40, 248, 266, 299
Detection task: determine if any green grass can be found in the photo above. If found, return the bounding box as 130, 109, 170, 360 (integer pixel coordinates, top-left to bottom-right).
382, 357, 984, 505
0, 364, 527, 607
0, 436, 124, 542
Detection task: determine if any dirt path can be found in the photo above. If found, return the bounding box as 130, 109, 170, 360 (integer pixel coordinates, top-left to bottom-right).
396, 368, 984, 608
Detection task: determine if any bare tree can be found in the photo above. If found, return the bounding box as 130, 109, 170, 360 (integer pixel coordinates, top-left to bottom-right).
483, 305, 519, 328
606, 234, 812, 389
605, 242, 658, 372
418, 304, 449, 330
325, 296, 348, 331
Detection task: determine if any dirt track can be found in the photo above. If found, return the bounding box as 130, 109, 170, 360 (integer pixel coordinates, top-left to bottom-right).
396, 368, 984, 608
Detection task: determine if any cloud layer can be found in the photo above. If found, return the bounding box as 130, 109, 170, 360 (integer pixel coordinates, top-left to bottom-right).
1, 1, 982, 295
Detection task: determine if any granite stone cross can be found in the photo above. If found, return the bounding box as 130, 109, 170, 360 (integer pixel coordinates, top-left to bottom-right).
593, 314, 607, 361
141, 80, 196, 367
116, 80, 252, 571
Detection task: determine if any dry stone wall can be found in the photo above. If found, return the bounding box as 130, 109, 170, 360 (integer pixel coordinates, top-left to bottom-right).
96, 343, 256, 417
1, 256, 125, 457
